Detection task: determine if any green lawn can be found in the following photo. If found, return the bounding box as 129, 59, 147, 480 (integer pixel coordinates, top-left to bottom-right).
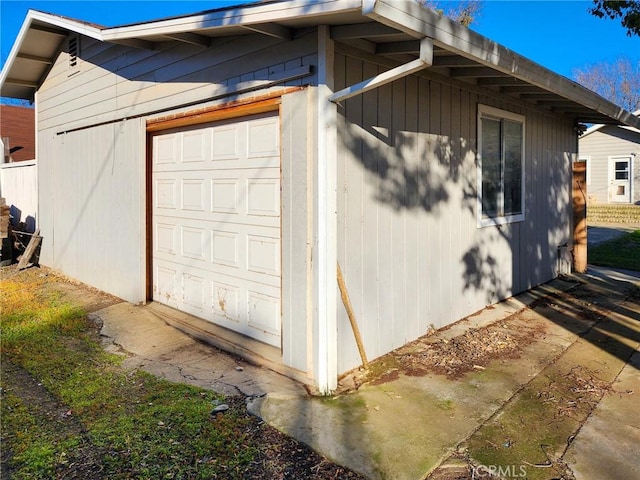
0, 273, 261, 479
0, 270, 360, 480
589, 230, 640, 272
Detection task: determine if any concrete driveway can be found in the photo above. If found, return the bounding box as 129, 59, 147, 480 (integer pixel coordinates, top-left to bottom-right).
94, 267, 640, 480
587, 222, 640, 247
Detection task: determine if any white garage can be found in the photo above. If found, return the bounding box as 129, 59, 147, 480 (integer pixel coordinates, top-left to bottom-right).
151, 112, 282, 348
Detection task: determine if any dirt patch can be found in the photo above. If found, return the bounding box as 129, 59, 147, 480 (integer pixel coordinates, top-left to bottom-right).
352, 314, 545, 386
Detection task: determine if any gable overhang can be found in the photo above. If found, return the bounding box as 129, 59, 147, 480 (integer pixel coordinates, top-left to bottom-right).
1, 0, 639, 130
0, 10, 102, 100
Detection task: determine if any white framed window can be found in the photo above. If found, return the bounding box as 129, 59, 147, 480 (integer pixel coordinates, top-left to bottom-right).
477, 104, 525, 227
577, 155, 591, 185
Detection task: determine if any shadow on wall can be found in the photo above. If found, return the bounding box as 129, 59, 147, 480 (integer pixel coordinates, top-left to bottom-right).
334, 61, 574, 331
9, 205, 36, 233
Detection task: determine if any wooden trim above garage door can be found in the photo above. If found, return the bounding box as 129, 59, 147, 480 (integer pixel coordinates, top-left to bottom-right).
146, 88, 304, 132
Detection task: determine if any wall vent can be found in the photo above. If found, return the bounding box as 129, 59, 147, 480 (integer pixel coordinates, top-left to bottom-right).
68, 35, 79, 75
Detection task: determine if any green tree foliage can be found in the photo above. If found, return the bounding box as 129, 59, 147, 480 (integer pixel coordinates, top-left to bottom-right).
590, 0, 640, 36
573, 58, 640, 112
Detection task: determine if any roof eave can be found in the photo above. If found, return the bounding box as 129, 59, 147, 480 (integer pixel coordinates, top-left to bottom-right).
0, 10, 104, 100
364, 0, 640, 130
101, 0, 362, 41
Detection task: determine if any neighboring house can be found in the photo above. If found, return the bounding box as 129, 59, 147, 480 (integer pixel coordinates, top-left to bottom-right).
578, 111, 640, 204
1, 0, 638, 393
0, 105, 35, 162
0, 105, 37, 233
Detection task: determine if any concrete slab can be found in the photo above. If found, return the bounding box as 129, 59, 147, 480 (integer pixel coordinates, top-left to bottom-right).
92, 302, 306, 398
248, 280, 590, 479
89, 270, 640, 480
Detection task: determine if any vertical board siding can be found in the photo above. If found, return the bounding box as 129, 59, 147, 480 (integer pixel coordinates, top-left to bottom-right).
38, 120, 145, 303
578, 127, 640, 204
335, 53, 574, 374
38, 32, 318, 132
281, 90, 311, 373
0, 161, 37, 232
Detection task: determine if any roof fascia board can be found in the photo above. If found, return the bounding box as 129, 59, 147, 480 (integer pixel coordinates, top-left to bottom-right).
29, 10, 103, 40
364, 0, 640, 129
581, 123, 640, 138
101, 0, 362, 41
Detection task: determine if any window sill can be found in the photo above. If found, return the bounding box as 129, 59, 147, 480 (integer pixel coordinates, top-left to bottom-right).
477, 213, 524, 228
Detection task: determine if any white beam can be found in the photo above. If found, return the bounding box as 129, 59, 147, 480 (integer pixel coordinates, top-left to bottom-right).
5, 78, 38, 87
329, 37, 432, 103
313, 25, 338, 395
241, 23, 292, 40
330, 22, 400, 40
161, 32, 211, 47
17, 53, 53, 64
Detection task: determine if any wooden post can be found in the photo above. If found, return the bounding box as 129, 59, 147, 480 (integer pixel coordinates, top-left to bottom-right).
572, 163, 587, 272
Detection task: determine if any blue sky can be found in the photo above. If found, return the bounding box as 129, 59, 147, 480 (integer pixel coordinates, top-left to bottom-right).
1, 0, 639, 80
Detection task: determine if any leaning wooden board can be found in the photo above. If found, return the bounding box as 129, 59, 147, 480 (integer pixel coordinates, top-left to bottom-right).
17, 228, 41, 270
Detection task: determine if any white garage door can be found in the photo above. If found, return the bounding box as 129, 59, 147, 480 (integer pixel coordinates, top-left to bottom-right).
152, 112, 281, 347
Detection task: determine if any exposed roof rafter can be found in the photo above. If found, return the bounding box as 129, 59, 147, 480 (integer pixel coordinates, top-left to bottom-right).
110, 38, 155, 50
16, 53, 53, 64
241, 22, 292, 40
5, 78, 38, 87
331, 22, 401, 39
450, 67, 508, 78
161, 32, 211, 47
375, 39, 419, 54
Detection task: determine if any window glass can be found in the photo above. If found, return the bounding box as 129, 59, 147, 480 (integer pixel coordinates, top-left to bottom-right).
503, 120, 523, 215
478, 105, 525, 226
614, 161, 629, 180
481, 118, 501, 217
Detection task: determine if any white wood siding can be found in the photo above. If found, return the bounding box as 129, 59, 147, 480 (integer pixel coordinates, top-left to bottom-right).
578, 127, 640, 204
36, 31, 317, 306
335, 53, 574, 373
37, 120, 146, 303
38, 32, 318, 132
281, 90, 313, 374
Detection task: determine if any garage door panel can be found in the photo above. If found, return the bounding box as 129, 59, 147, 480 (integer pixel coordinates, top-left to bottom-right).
152, 112, 281, 348
247, 178, 280, 216
212, 125, 240, 161
211, 179, 239, 213
182, 129, 212, 163
247, 118, 279, 158
247, 234, 280, 276
247, 291, 280, 336
181, 226, 208, 261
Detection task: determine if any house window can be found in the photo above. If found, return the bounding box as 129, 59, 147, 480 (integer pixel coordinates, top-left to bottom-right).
578, 155, 591, 185
477, 104, 525, 227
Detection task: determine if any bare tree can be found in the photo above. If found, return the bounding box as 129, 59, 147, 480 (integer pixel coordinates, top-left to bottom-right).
573, 58, 640, 112
419, 0, 483, 26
